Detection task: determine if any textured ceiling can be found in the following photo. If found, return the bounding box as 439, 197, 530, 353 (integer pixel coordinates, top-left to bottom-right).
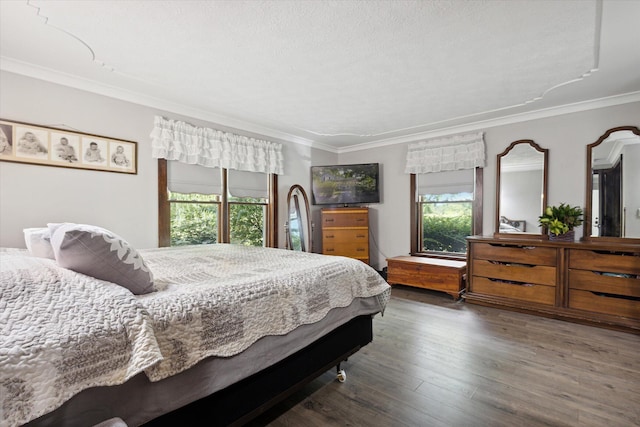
1, 0, 639, 151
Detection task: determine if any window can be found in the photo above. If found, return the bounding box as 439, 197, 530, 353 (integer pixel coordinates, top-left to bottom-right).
411, 168, 482, 257
169, 192, 220, 246
158, 160, 277, 248
227, 169, 268, 246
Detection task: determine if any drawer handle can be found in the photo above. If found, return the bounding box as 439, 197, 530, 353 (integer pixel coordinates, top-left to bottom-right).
356, 234, 366, 238
590, 291, 640, 302
325, 218, 334, 222
356, 218, 364, 222
593, 271, 639, 279
489, 261, 534, 268
326, 248, 335, 252
488, 243, 536, 249
326, 235, 335, 238
356, 248, 365, 252
488, 278, 534, 287
591, 250, 640, 256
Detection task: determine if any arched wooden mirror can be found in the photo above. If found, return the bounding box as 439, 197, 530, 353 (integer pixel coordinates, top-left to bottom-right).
286, 184, 313, 251
584, 126, 640, 243
495, 139, 548, 237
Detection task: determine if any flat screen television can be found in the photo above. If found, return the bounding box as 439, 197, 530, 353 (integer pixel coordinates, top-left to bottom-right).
310, 163, 380, 205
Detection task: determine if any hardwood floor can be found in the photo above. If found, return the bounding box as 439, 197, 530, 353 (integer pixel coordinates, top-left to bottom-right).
248, 285, 640, 427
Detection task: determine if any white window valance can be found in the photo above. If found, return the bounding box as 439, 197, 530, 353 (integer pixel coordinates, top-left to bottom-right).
405, 132, 485, 174
151, 116, 284, 175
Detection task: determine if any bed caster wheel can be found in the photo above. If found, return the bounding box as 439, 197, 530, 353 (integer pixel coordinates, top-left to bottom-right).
337, 369, 347, 383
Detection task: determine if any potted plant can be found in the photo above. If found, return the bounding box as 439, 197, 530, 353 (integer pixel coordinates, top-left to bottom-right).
538, 203, 583, 241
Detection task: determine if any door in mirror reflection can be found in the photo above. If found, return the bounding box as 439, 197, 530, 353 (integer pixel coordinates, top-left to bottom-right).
590, 129, 640, 238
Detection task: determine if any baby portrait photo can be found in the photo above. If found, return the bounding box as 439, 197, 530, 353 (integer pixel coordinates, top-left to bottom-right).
51, 132, 80, 164
82, 137, 107, 165
15, 126, 49, 159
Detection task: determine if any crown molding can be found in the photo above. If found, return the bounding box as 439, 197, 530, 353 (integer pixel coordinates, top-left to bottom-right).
2, 57, 637, 156
337, 91, 640, 154
0, 57, 324, 150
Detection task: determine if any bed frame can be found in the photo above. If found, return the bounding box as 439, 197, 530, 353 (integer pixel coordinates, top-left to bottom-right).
25, 314, 373, 426
24, 312, 375, 427
143, 315, 373, 426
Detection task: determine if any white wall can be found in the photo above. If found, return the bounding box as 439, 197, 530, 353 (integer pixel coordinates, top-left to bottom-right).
340, 101, 640, 270
1, 71, 638, 264
276, 142, 337, 250
0, 71, 323, 249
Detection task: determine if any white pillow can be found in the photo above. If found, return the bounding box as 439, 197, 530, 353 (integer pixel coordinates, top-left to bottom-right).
48, 223, 156, 295
23, 227, 55, 259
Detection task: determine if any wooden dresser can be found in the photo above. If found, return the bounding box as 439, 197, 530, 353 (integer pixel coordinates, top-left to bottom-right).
321, 207, 369, 264
466, 236, 640, 333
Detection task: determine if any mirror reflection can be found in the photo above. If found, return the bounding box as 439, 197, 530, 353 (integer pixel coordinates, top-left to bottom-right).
286, 184, 313, 251
588, 128, 640, 239
496, 140, 547, 235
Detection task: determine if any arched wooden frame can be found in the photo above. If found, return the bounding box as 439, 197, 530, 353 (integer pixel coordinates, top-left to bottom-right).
494, 139, 548, 239
583, 125, 640, 244
285, 184, 313, 252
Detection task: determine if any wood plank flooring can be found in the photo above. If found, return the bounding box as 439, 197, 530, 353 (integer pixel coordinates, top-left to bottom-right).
248, 285, 640, 427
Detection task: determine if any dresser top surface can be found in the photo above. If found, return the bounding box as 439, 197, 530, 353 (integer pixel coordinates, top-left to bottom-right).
467, 235, 640, 251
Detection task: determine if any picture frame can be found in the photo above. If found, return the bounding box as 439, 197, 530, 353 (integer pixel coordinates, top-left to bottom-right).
0, 119, 137, 174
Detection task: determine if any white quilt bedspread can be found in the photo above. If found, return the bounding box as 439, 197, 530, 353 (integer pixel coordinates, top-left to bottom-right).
138, 244, 391, 381
0, 251, 163, 427
0, 245, 390, 426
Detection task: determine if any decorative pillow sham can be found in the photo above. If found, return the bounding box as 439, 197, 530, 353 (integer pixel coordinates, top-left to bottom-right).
48, 223, 156, 295
23, 227, 55, 259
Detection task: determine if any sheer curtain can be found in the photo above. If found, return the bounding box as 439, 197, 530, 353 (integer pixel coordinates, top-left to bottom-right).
151, 116, 284, 175
405, 132, 485, 173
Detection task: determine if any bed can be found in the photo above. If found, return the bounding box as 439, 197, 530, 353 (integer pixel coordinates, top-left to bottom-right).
1, 236, 391, 427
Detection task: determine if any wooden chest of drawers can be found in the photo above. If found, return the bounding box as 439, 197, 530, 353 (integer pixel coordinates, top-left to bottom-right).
321, 208, 369, 264
386, 256, 466, 299
466, 236, 640, 333
468, 241, 559, 306
568, 248, 640, 321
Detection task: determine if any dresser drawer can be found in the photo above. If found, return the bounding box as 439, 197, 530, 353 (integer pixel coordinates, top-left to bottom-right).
471, 276, 556, 306
322, 211, 368, 228
569, 270, 640, 297
323, 229, 368, 244
569, 289, 640, 320
569, 249, 640, 275
472, 259, 556, 286
472, 243, 556, 266
323, 243, 369, 258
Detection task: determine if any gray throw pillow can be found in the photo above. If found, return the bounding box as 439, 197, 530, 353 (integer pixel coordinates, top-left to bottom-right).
23, 227, 55, 259
49, 223, 155, 295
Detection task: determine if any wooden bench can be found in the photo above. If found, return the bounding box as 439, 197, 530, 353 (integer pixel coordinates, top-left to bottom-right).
386, 256, 467, 300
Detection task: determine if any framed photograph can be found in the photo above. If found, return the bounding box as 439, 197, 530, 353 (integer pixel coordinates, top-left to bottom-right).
0, 119, 137, 174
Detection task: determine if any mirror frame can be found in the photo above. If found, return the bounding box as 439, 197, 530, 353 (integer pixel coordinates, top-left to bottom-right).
285, 184, 313, 251
583, 125, 640, 244
494, 139, 548, 239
